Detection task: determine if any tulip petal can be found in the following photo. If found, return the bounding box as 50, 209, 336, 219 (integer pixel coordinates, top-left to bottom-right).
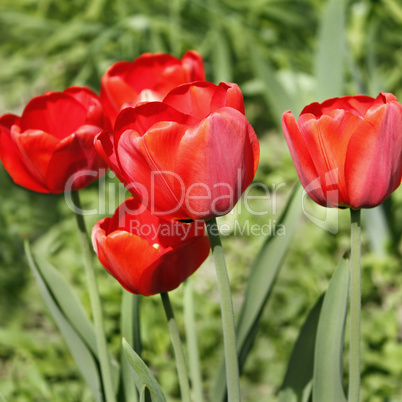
101, 73, 139, 118
296, 110, 364, 207
114, 103, 191, 136
282, 111, 327, 206
117, 122, 189, 219
302, 95, 375, 118
182, 50, 206, 81
64, 86, 107, 129
345, 101, 402, 208
139, 235, 210, 296
0, 115, 49, 192
94, 129, 129, 187
21, 93, 88, 140
46, 125, 106, 193
11, 127, 59, 188
175, 107, 259, 220
210, 83, 245, 115
163, 82, 217, 120
104, 231, 160, 295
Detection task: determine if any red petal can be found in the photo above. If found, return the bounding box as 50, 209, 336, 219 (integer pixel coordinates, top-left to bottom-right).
182, 50, 206, 81
163, 82, 217, 119
302, 95, 376, 118
210, 82, 245, 115
100, 73, 139, 123
114, 102, 191, 136
11, 127, 59, 188
139, 235, 210, 296
21, 93, 88, 140
345, 101, 402, 208
0, 115, 49, 192
282, 111, 327, 206
64, 86, 107, 129
117, 123, 190, 219
297, 110, 364, 206
46, 125, 106, 193
108, 197, 162, 238
103, 231, 160, 295
175, 108, 259, 220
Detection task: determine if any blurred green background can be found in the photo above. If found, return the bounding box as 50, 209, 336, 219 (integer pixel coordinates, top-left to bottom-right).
0, 0, 402, 400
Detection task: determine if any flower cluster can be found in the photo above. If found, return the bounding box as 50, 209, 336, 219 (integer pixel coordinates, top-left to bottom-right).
0, 51, 260, 295
1, 50, 401, 296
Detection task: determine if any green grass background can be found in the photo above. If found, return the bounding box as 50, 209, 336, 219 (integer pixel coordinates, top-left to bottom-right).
0, 0, 402, 400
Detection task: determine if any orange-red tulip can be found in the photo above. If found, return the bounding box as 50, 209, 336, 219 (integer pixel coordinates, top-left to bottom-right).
0, 87, 108, 193
92, 197, 210, 296
282, 93, 402, 209
100, 51, 205, 126
95, 81, 260, 221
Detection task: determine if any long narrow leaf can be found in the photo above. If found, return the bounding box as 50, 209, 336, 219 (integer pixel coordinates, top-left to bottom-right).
248, 40, 296, 128
312, 255, 349, 402
140, 385, 152, 402
278, 294, 324, 402
31, 253, 97, 355
24, 240, 103, 402
315, 0, 346, 100
121, 290, 139, 402
362, 206, 391, 258
122, 338, 166, 402
212, 184, 303, 401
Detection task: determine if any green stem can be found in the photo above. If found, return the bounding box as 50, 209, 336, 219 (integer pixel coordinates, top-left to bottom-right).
184, 280, 204, 402
206, 218, 240, 402
71, 191, 116, 402
160, 292, 192, 402
348, 209, 361, 402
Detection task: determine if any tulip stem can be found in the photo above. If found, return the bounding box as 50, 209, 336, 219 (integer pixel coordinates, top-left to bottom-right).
348, 208, 361, 402
72, 191, 116, 402
206, 218, 240, 402
184, 280, 204, 402
160, 292, 192, 402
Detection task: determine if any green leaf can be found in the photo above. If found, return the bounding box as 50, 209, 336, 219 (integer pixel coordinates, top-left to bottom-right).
313, 255, 349, 402
211, 26, 233, 83
237, 184, 303, 363
24, 240, 103, 402
31, 252, 97, 355
362, 206, 391, 258
248, 40, 297, 128
315, 0, 346, 100
278, 294, 324, 402
212, 184, 303, 401
121, 290, 139, 402
140, 385, 152, 402
122, 338, 166, 402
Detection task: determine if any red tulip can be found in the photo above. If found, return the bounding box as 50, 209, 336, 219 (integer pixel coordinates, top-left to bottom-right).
0, 86, 108, 194
282, 92, 402, 209
92, 197, 210, 296
100, 51, 205, 126
95, 81, 260, 221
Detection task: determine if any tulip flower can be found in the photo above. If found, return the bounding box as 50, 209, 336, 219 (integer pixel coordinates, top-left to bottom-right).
92, 197, 210, 296
95, 81, 260, 221
282, 92, 402, 209
100, 51, 205, 125
0, 86, 108, 194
